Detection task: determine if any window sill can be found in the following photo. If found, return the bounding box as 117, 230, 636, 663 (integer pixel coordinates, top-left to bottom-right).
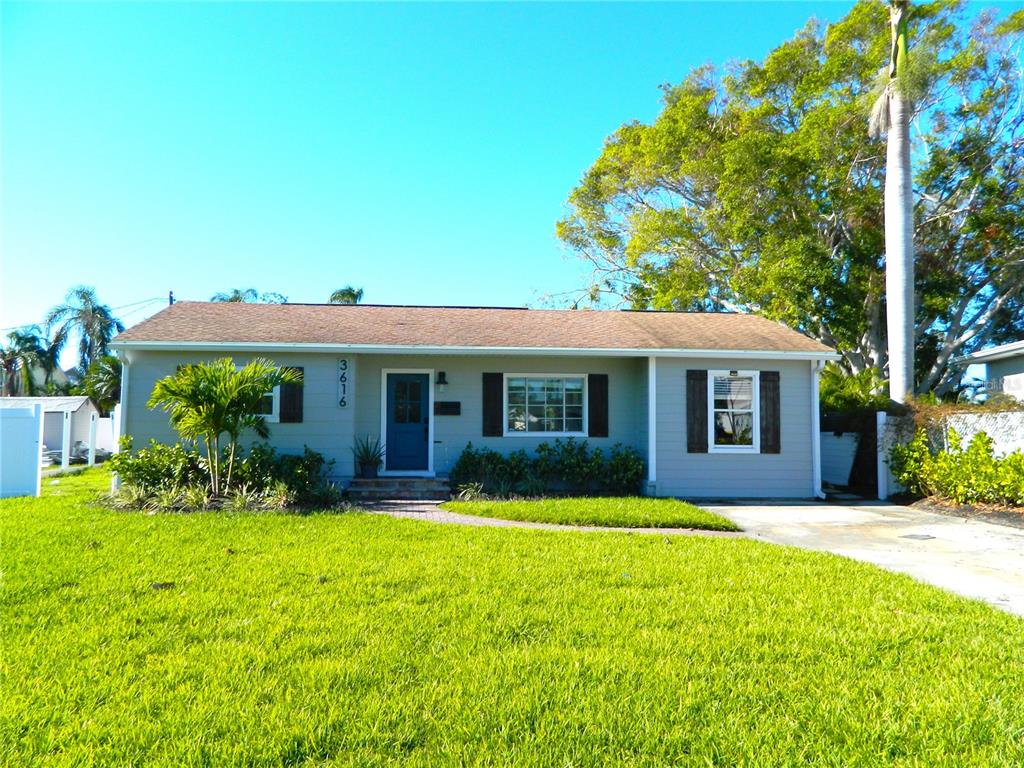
502, 431, 588, 439
708, 446, 760, 455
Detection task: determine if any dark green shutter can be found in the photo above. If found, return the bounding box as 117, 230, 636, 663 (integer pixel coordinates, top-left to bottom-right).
482, 373, 503, 436
279, 367, 304, 423
587, 374, 609, 437
759, 371, 781, 454
686, 370, 708, 453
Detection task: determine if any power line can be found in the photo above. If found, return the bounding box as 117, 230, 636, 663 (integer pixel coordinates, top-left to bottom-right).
0, 296, 166, 333
117, 299, 166, 321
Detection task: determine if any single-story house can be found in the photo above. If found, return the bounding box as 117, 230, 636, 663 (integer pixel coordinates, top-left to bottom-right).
110, 302, 840, 498
957, 340, 1024, 402
0, 396, 101, 468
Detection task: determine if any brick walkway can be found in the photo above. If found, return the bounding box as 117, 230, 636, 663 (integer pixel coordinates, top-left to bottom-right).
361, 501, 743, 538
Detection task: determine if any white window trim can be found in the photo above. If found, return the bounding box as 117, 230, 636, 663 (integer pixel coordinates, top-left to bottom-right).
708, 369, 760, 454
502, 373, 588, 438
234, 362, 281, 423
261, 386, 281, 423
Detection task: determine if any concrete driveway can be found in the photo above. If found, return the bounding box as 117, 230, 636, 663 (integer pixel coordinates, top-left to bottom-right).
703, 502, 1024, 617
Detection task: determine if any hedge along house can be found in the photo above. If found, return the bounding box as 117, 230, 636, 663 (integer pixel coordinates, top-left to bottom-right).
110, 303, 839, 498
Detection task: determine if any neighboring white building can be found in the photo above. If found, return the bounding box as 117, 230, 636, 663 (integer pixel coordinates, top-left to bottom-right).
959, 340, 1024, 402
0, 396, 103, 469
0, 363, 72, 397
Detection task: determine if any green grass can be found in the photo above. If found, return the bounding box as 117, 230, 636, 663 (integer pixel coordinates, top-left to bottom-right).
443, 496, 741, 531
3, 469, 1024, 766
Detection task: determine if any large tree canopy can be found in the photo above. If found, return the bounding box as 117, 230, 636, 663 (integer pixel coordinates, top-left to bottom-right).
558, 0, 1023, 394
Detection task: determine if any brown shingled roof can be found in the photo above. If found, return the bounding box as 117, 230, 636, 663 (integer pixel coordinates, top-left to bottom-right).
113, 302, 834, 355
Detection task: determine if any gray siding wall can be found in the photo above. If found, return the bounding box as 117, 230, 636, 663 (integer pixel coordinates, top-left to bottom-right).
123, 350, 357, 478
353, 354, 647, 475
987, 358, 1024, 401
123, 350, 646, 481
654, 357, 814, 498
122, 349, 815, 495
989, 357, 1024, 379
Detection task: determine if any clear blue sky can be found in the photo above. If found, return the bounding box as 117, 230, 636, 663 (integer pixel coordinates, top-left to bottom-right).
2, 1, 1018, 368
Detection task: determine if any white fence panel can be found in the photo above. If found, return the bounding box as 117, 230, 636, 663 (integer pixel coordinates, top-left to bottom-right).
0, 405, 43, 498
943, 412, 1024, 457
876, 412, 914, 501
820, 433, 859, 486
95, 416, 116, 452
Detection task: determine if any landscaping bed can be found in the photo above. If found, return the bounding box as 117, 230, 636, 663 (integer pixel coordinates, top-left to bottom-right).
908, 497, 1024, 531
3, 469, 1024, 765
443, 497, 741, 531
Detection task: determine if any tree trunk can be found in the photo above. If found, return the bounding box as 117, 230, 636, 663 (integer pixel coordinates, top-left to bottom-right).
884, 3, 915, 403
225, 438, 237, 492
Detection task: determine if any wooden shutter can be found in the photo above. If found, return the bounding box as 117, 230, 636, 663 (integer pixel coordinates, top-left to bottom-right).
686, 369, 708, 453
759, 370, 781, 454
279, 367, 304, 423
587, 374, 609, 437
482, 373, 503, 436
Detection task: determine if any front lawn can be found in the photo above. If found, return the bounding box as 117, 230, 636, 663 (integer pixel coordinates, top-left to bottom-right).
3, 469, 1024, 765
443, 496, 741, 531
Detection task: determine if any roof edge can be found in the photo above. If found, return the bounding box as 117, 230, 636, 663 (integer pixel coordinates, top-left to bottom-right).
956, 339, 1024, 365
111, 339, 840, 361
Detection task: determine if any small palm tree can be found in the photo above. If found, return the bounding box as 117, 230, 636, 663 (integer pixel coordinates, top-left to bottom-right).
0, 345, 17, 397
82, 355, 122, 415
0, 329, 45, 396
36, 326, 68, 389
148, 358, 302, 494
44, 286, 125, 376
211, 289, 288, 304
328, 286, 364, 305
211, 288, 259, 303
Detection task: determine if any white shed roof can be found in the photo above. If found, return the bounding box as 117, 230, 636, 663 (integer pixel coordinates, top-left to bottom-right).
0, 396, 93, 413
958, 339, 1024, 365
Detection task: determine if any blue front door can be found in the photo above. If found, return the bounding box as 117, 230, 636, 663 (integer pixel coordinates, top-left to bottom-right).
385, 373, 430, 472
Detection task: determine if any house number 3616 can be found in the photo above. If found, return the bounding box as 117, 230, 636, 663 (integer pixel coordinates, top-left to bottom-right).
337, 358, 351, 408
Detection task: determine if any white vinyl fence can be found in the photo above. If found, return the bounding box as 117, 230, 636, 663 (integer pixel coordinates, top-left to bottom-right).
876, 412, 914, 501
0, 405, 43, 498
940, 411, 1024, 456
876, 408, 1024, 500
820, 433, 860, 487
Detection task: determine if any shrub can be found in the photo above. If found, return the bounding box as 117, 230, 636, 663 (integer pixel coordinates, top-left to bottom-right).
890, 428, 1024, 507
605, 444, 647, 495
107, 438, 205, 492
233, 443, 336, 504
449, 439, 645, 498
110, 439, 340, 511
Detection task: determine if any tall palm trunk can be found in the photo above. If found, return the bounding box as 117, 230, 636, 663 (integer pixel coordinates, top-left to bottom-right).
882, 1, 915, 402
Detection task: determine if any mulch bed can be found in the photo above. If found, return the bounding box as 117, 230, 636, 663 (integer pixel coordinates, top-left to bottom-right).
908, 497, 1024, 530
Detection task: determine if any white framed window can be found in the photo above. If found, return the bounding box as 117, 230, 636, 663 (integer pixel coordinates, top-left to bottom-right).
708, 370, 759, 453
253, 386, 280, 423
504, 374, 587, 436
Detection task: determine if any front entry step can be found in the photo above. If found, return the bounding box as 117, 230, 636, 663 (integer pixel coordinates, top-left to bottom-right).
347, 477, 451, 502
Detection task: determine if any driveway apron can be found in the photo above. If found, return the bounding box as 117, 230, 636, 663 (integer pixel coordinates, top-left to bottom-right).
704, 502, 1024, 616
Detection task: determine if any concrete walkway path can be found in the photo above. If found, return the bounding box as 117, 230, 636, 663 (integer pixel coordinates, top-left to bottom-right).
703, 502, 1024, 617
363, 501, 742, 538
